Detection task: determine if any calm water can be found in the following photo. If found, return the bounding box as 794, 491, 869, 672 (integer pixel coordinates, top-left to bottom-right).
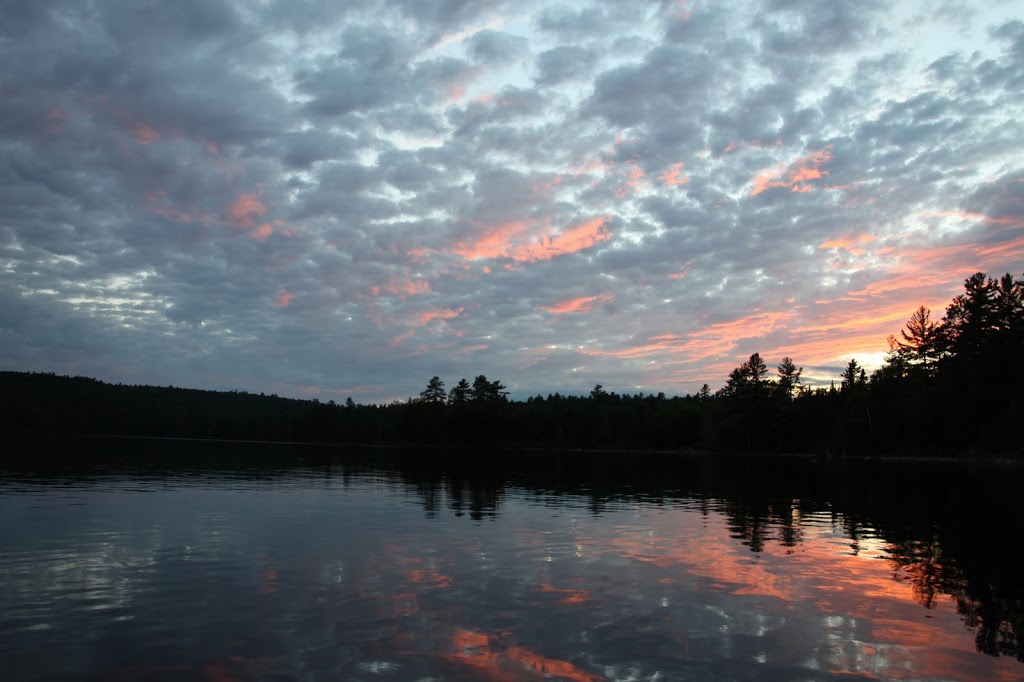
1, 440, 1021, 681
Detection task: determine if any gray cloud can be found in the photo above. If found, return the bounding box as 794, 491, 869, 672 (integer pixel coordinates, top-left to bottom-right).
1, 0, 1022, 401
534, 45, 598, 86
467, 29, 530, 65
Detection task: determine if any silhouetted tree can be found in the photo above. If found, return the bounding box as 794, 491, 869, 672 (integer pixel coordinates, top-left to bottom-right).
449, 378, 470, 404
840, 359, 866, 390
942, 272, 997, 361
469, 375, 507, 402
776, 356, 803, 398
747, 352, 769, 384
419, 376, 447, 404
894, 306, 943, 376
719, 365, 750, 398
698, 384, 711, 401
719, 353, 769, 399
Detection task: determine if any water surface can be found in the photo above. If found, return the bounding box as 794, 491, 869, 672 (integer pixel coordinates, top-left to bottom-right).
1, 440, 1021, 681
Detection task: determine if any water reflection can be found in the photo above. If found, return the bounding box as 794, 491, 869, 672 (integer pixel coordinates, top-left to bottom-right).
0, 439, 1021, 681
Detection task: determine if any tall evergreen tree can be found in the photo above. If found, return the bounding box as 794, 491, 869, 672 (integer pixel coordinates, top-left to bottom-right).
469, 375, 508, 401
419, 376, 447, 404
896, 306, 942, 375
448, 378, 470, 403
840, 359, 866, 390
719, 353, 771, 398
942, 272, 997, 361
746, 352, 769, 384
776, 356, 803, 398
719, 365, 751, 398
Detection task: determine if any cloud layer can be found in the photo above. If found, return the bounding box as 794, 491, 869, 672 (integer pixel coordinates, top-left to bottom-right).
2, 0, 1023, 401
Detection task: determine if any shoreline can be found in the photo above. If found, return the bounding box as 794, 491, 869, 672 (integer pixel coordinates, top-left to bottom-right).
11, 432, 1020, 463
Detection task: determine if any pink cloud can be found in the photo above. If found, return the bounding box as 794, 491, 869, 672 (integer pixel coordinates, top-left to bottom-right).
751, 146, 833, 196
541, 293, 613, 314
454, 216, 611, 263
251, 223, 274, 241
247, 219, 292, 242
228, 193, 267, 229
509, 216, 612, 263
691, 311, 796, 344
389, 329, 415, 348
818, 233, 878, 256
614, 162, 647, 198
454, 221, 531, 260
132, 122, 160, 144
669, 259, 695, 279
659, 162, 689, 187
414, 307, 463, 326
273, 290, 294, 309
369, 274, 431, 297
975, 233, 1024, 259
583, 311, 795, 363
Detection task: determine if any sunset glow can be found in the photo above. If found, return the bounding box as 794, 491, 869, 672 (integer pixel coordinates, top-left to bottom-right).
414, 308, 463, 326
541, 293, 613, 314
1, 0, 1022, 401
750, 146, 834, 196
659, 162, 689, 187
443, 628, 602, 682
273, 290, 293, 309
228, 193, 268, 230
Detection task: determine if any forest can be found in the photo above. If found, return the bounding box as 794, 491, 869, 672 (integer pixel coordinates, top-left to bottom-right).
2, 271, 1022, 457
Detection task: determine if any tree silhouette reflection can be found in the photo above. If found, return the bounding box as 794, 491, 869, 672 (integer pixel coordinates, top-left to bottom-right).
378, 450, 1022, 662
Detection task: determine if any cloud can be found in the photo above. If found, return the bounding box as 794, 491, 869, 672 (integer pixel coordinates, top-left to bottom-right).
228, 193, 268, 229
659, 163, 689, 187
1, 0, 1022, 402
466, 29, 529, 65
414, 307, 463, 326
453, 221, 532, 260
751, 146, 834, 196
509, 216, 613, 263
453, 216, 612, 263
273, 290, 294, 309
541, 293, 613, 314
534, 46, 597, 86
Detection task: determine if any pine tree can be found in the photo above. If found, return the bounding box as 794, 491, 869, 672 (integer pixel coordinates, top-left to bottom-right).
418, 376, 447, 404
776, 356, 803, 398
840, 359, 866, 390
896, 306, 942, 375
448, 378, 470, 404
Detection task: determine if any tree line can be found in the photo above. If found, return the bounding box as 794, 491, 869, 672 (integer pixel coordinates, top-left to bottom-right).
701, 271, 1023, 455
3, 271, 1020, 457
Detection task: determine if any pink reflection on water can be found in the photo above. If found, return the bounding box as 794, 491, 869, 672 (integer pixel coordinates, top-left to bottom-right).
571, 507, 1018, 679
441, 627, 602, 681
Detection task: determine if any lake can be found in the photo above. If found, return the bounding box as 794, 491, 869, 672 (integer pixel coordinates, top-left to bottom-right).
1, 438, 1021, 681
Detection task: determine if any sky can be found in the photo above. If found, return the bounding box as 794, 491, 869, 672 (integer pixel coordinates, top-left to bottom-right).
2, 0, 1023, 403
